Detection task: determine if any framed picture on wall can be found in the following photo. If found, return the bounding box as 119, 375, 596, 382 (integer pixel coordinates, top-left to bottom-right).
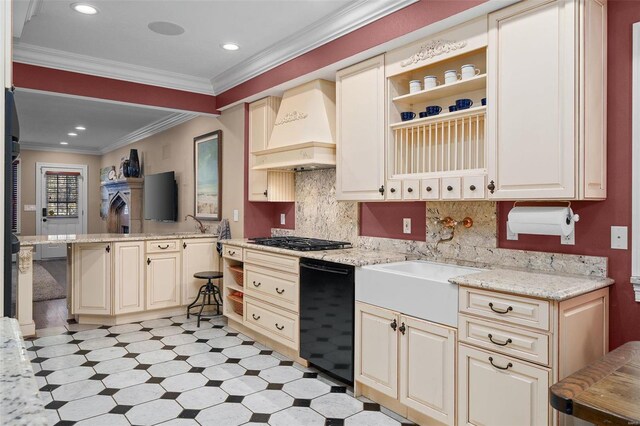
194, 130, 222, 221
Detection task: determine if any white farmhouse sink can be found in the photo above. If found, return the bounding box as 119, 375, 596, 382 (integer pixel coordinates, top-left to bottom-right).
356, 261, 481, 327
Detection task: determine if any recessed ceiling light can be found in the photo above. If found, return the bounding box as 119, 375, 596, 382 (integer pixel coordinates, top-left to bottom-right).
221, 43, 239, 51
148, 21, 185, 36
75, 126, 86, 131
68, 132, 78, 136
60, 142, 69, 145
71, 3, 99, 15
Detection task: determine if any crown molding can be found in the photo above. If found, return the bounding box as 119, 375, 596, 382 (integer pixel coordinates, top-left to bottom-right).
100, 112, 197, 154
211, 0, 417, 94
20, 141, 101, 155
13, 42, 215, 95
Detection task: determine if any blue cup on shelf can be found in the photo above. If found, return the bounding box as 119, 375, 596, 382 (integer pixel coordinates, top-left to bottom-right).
455, 98, 473, 110
481, 98, 487, 106
448, 105, 458, 112
419, 111, 429, 118
425, 106, 442, 116
400, 111, 416, 121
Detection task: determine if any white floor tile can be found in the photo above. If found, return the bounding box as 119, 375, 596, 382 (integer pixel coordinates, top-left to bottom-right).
173, 342, 210, 356
202, 363, 246, 381
51, 379, 105, 401
72, 328, 109, 341
44, 408, 60, 425
150, 326, 185, 337
176, 386, 227, 409
148, 360, 192, 378
85, 346, 128, 362
33, 333, 72, 347
258, 366, 303, 384
113, 383, 165, 406
161, 372, 208, 392
126, 398, 183, 426
78, 337, 118, 351
116, 331, 153, 343
94, 357, 138, 374
108, 323, 143, 334
46, 366, 95, 385
185, 352, 227, 368
221, 344, 260, 359
125, 339, 164, 354
41, 354, 86, 371
269, 407, 325, 426
242, 389, 294, 414
193, 328, 226, 340
239, 355, 280, 370
76, 413, 130, 426
102, 369, 150, 389
136, 349, 177, 365
206, 336, 242, 349
345, 411, 402, 426
311, 393, 363, 419
57, 395, 116, 421
161, 333, 197, 347
220, 376, 268, 396
36, 343, 79, 359
141, 318, 173, 328
196, 402, 252, 426
282, 378, 331, 399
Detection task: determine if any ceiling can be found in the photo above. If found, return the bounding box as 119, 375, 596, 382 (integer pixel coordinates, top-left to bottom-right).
15, 89, 195, 155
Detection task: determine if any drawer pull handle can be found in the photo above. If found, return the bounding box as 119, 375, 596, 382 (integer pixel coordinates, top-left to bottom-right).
253, 281, 261, 287
252, 314, 260, 321
489, 356, 513, 371
158, 244, 170, 249
228, 250, 236, 256
489, 303, 513, 314
275, 323, 284, 331
275, 288, 285, 295
390, 319, 397, 331
398, 322, 406, 335
488, 334, 513, 347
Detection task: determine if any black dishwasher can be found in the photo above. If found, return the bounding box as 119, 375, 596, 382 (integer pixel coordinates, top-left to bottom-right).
299, 257, 354, 384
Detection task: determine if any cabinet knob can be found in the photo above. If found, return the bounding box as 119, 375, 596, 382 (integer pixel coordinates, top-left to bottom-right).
147, 258, 151, 265
469, 185, 476, 191
378, 185, 385, 195
105, 245, 110, 253
398, 322, 406, 335
183, 242, 187, 249
390, 188, 396, 193
263, 190, 268, 197
426, 186, 432, 192
390, 319, 397, 331
487, 180, 496, 194
407, 187, 413, 193
447, 186, 453, 191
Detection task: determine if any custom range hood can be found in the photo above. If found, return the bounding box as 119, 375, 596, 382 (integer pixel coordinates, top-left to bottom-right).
253, 79, 336, 171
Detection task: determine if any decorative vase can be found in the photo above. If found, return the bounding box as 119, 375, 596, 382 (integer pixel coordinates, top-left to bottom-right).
122, 160, 131, 177
127, 149, 140, 177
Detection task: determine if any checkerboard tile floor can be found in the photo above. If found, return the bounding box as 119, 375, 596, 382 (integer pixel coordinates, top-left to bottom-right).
26, 315, 415, 426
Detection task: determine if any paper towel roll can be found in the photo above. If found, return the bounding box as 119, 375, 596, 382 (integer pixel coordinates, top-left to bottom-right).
507, 206, 575, 237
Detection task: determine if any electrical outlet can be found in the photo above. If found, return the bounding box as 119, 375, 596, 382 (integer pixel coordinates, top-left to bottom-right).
611, 226, 628, 250
280, 213, 286, 225
403, 218, 411, 234
233, 209, 239, 222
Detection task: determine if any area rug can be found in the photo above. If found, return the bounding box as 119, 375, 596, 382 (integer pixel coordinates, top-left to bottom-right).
32, 263, 66, 302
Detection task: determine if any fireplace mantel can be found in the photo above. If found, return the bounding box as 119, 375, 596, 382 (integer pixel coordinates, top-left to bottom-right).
102, 178, 144, 233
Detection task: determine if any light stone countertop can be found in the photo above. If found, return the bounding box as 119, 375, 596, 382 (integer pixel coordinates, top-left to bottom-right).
223, 239, 412, 267
0, 318, 47, 426
18, 232, 221, 246
449, 268, 614, 301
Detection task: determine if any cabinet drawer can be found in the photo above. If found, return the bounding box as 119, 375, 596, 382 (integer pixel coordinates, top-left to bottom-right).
402, 179, 420, 200
386, 180, 402, 200
463, 175, 486, 199
458, 314, 549, 365
459, 287, 550, 331
223, 245, 243, 261
421, 178, 440, 200
244, 296, 298, 349
244, 264, 298, 311
441, 177, 462, 200
244, 249, 299, 274
146, 240, 180, 253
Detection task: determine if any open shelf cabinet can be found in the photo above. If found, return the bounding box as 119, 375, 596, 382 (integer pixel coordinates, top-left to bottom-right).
222, 257, 244, 321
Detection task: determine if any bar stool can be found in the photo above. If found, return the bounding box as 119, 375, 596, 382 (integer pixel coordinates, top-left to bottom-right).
186, 271, 224, 327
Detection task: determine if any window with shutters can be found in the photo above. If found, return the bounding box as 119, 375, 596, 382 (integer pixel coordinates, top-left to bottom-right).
12, 159, 20, 233
45, 171, 79, 217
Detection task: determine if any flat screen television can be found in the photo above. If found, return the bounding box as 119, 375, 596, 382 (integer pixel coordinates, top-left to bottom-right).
144, 171, 177, 221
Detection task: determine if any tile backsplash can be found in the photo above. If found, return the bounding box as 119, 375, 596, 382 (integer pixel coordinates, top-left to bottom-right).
272, 169, 608, 277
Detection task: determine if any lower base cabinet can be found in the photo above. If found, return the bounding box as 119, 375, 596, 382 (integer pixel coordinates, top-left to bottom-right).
458, 344, 550, 426
146, 252, 181, 309
113, 241, 145, 314
355, 302, 456, 425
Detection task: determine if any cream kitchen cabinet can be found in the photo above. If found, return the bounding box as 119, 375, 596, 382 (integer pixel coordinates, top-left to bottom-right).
146, 251, 181, 310
113, 241, 144, 314
248, 97, 295, 202
72, 243, 112, 315
355, 302, 456, 425
182, 238, 218, 305
336, 54, 386, 201
487, 0, 607, 200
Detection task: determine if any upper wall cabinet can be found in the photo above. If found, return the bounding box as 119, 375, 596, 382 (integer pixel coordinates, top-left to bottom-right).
336, 54, 386, 201
248, 97, 295, 202
487, 0, 607, 200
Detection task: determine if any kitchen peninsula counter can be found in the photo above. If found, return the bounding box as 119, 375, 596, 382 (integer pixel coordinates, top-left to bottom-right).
19, 232, 221, 246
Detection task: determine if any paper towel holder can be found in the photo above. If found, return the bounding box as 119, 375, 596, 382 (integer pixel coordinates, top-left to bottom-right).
507, 202, 580, 245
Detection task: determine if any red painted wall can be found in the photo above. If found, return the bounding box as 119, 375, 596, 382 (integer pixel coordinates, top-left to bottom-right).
497, 1, 640, 349
360, 202, 426, 241
13, 63, 218, 115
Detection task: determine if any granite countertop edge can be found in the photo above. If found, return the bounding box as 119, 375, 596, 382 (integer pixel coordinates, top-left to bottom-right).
0, 318, 47, 426
18, 232, 221, 246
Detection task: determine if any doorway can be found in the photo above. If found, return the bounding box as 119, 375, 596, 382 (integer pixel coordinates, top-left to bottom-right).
35, 162, 88, 260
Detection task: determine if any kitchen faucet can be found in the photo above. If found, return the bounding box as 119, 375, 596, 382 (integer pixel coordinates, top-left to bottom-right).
185, 214, 209, 234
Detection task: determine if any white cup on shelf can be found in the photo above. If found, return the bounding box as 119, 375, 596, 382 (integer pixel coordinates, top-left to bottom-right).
461, 64, 481, 80
423, 75, 440, 90
409, 80, 422, 93
444, 70, 461, 84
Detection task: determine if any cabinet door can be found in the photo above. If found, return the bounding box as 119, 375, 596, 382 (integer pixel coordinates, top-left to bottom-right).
399, 316, 456, 425
336, 55, 385, 201
248, 97, 281, 201
147, 252, 181, 310
487, 0, 576, 199
355, 302, 398, 398
73, 243, 112, 315
113, 241, 144, 314
182, 239, 218, 305
458, 344, 550, 426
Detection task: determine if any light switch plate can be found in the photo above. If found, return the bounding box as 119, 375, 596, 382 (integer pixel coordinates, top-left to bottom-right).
233, 209, 239, 222
280, 213, 286, 225
611, 226, 628, 250
403, 218, 411, 234
24, 204, 36, 211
